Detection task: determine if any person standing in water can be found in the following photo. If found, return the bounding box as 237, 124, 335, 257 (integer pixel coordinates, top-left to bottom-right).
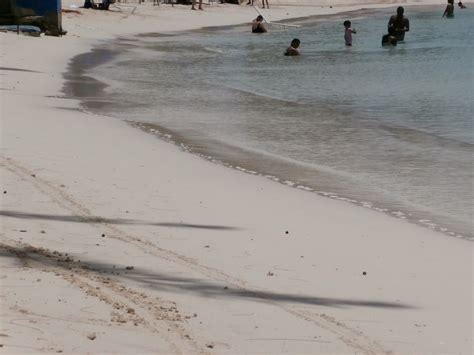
388, 6, 410, 41
343, 20, 357, 46
443, 0, 455, 17
252, 15, 267, 33
284, 38, 301, 56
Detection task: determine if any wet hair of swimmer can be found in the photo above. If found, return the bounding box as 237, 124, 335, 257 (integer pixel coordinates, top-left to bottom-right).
291, 38, 301, 48
257, 15, 263, 21
397, 6, 404, 15
343, 20, 351, 27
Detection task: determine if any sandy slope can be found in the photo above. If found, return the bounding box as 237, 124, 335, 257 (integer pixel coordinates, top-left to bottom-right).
1, 1, 472, 354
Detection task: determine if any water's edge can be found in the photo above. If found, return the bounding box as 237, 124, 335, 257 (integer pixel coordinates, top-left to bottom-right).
62, 7, 472, 241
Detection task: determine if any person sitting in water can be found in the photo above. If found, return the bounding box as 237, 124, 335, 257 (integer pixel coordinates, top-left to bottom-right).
458, 1, 466, 8
388, 6, 409, 41
382, 27, 398, 46
443, 0, 455, 17
252, 15, 267, 33
284, 38, 301, 56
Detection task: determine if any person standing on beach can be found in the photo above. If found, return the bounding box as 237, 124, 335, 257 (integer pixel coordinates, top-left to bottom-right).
246, 0, 254, 5
388, 6, 409, 41
191, 0, 203, 10
343, 20, 357, 46
262, 0, 269, 9
443, 0, 455, 17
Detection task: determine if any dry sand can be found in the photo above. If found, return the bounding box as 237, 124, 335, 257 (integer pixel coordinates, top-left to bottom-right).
1, 1, 472, 354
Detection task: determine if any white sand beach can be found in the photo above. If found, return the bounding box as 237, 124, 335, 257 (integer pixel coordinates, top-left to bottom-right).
1, 1, 472, 354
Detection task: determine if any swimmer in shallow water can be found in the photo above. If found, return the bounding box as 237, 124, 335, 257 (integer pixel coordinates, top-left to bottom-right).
458, 1, 466, 8
443, 0, 455, 17
343, 20, 357, 46
388, 6, 410, 41
252, 15, 267, 33
284, 38, 300, 56
382, 27, 397, 46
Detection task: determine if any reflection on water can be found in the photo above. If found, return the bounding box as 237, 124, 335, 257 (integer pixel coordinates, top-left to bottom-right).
75, 7, 473, 239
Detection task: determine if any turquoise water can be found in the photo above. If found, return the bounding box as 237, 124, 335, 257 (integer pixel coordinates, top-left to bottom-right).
83, 6, 473, 238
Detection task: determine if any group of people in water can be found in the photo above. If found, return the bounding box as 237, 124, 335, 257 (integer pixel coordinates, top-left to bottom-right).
251, 3, 467, 55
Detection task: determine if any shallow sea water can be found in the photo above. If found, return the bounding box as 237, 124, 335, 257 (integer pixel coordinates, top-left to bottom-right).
77, 6, 473, 239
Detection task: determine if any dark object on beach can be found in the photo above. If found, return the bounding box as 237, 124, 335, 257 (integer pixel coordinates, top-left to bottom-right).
284, 38, 300, 56
3, 191, 6, 194
125, 266, 134, 270
285, 230, 289, 234
191, 0, 203, 10
84, 0, 112, 10
363, 271, 367, 275
101, 233, 105, 237
388, 6, 409, 41
0, 0, 63, 36
0, 25, 41, 36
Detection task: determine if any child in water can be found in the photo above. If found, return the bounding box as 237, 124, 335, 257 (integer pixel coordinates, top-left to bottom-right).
443, 0, 455, 17
343, 20, 357, 46
284, 38, 300, 56
382, 27, 397, 46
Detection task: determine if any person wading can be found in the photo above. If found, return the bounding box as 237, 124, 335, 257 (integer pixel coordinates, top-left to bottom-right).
388, 6, 410, 41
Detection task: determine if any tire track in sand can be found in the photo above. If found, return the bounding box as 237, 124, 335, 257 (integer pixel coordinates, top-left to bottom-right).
1, 155, 390, 355
0, 241, 207, 355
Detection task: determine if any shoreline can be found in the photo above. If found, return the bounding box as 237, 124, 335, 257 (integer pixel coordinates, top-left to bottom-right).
1, 2, 472, 354
64, 4, 472, 240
